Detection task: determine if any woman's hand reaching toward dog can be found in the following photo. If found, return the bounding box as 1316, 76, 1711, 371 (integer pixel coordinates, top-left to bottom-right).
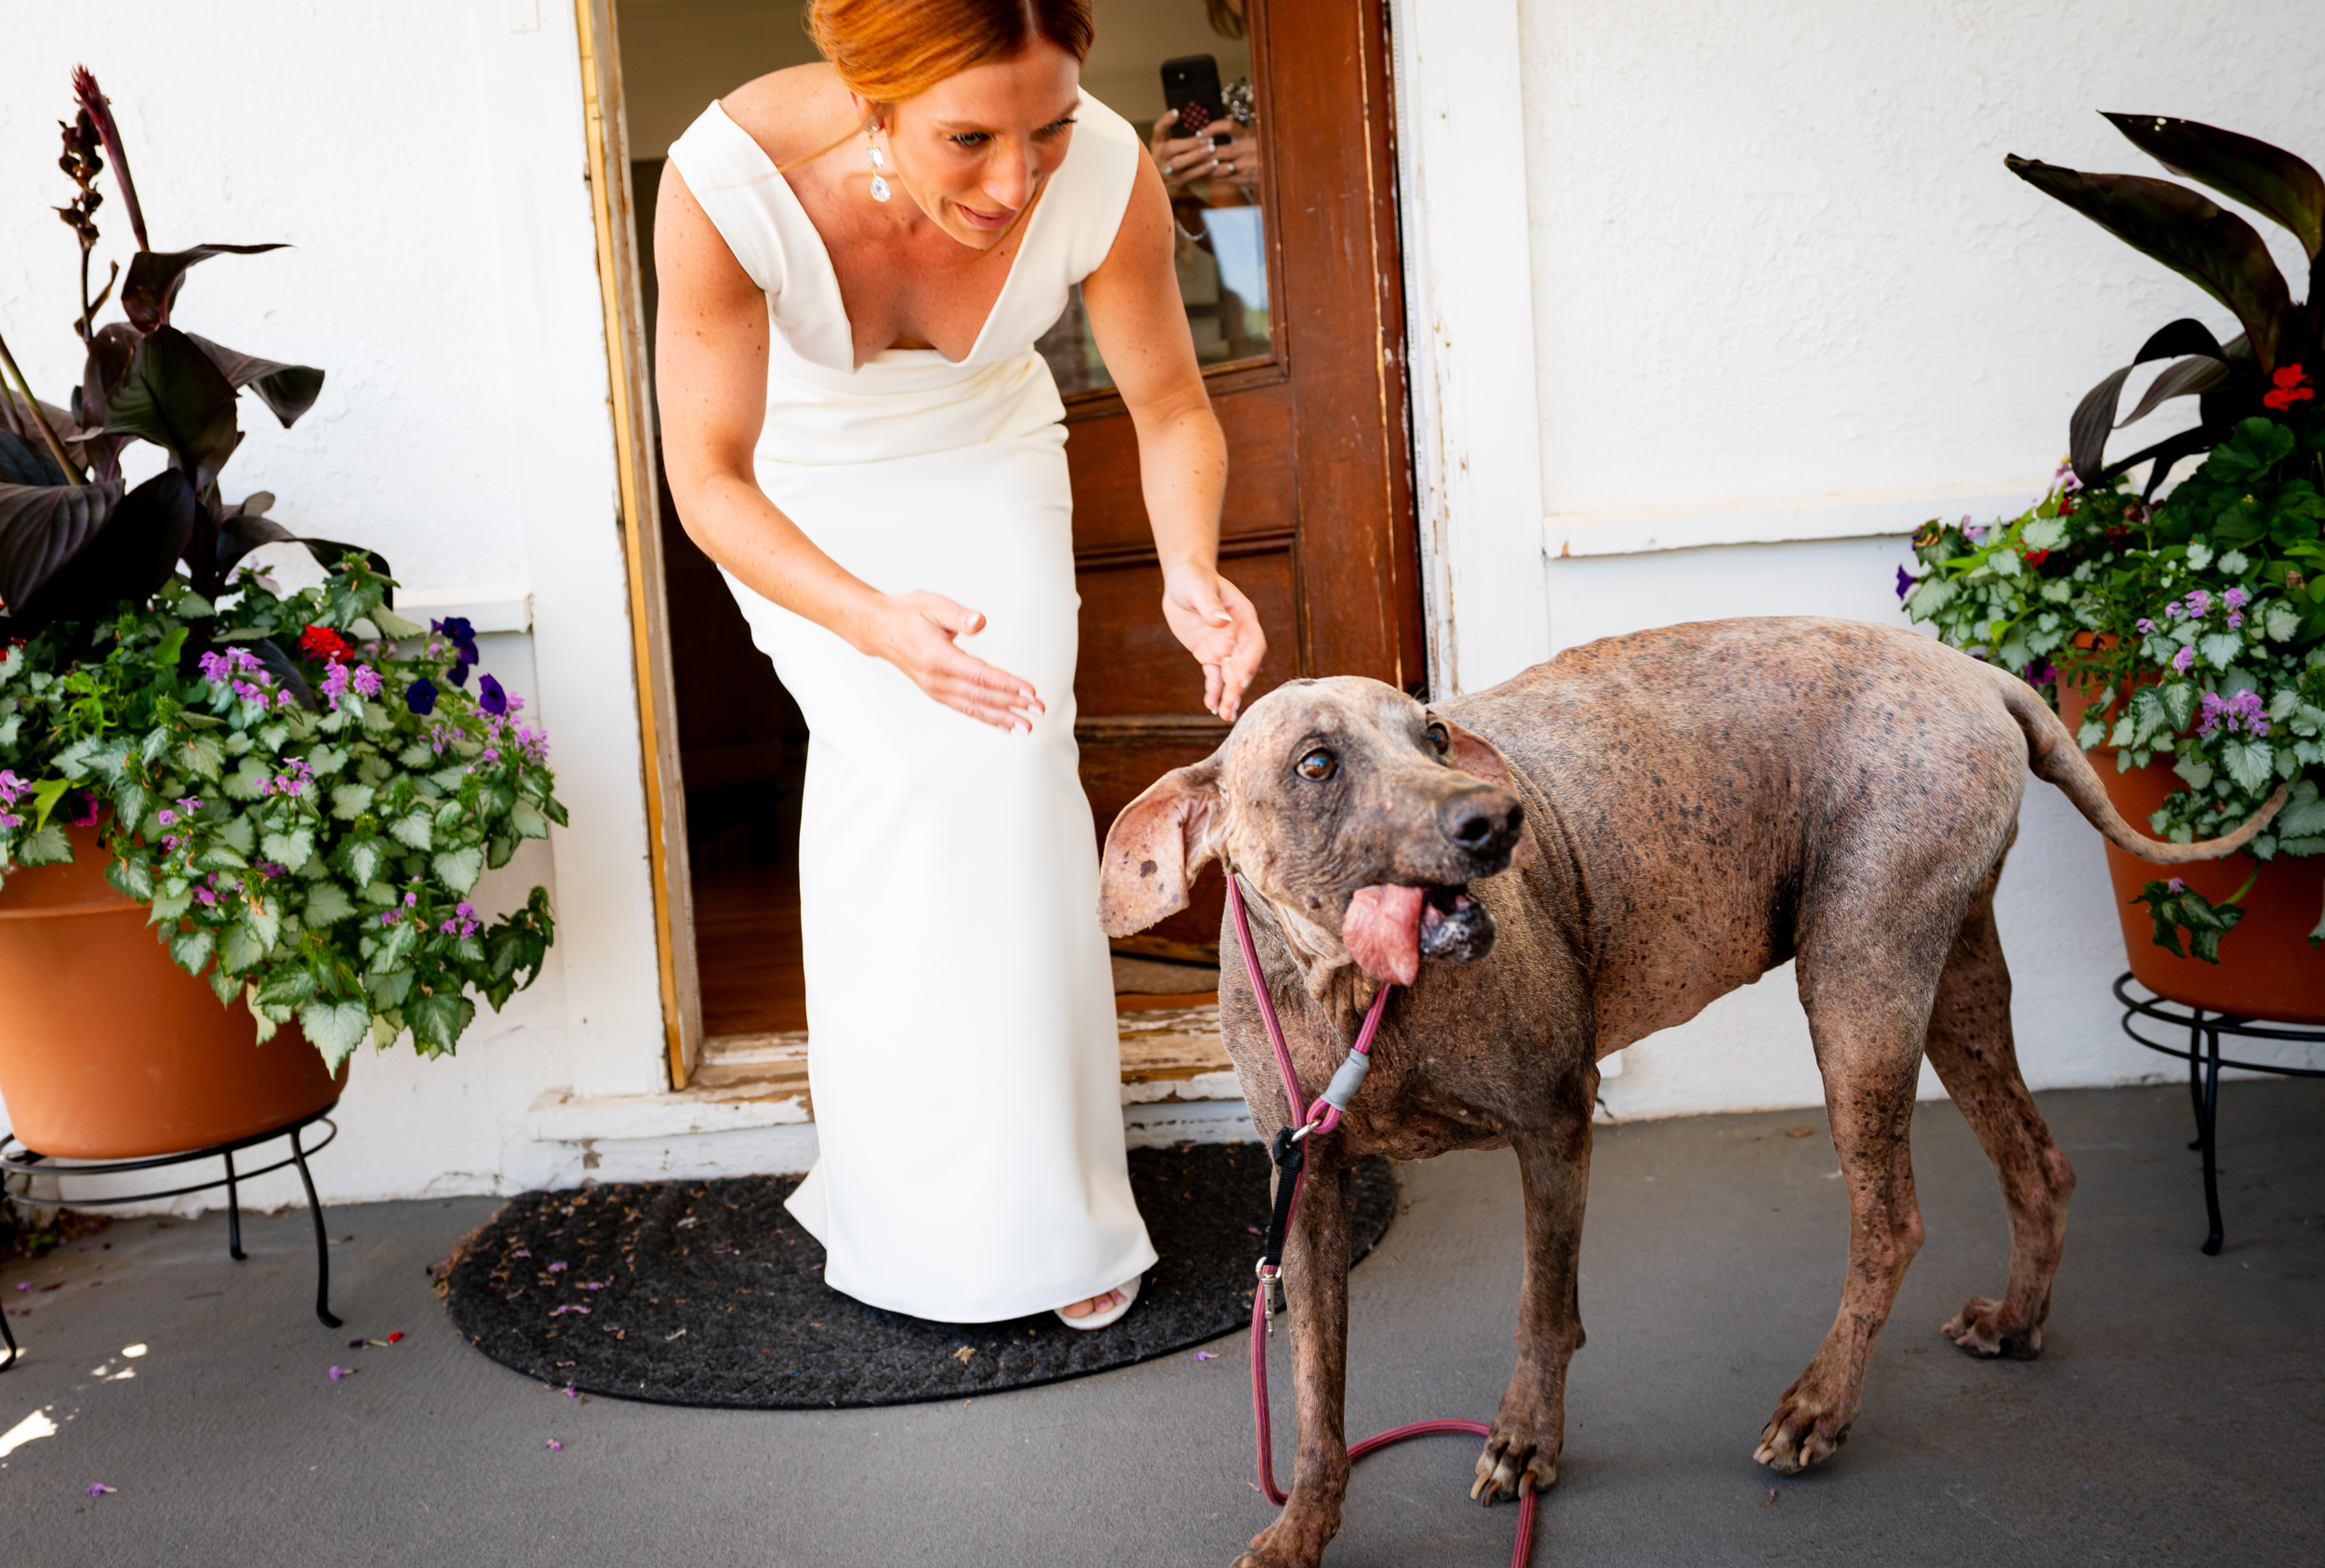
1163, 562, 1265, 723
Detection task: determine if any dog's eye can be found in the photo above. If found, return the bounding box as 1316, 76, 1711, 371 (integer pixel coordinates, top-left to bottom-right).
1295, 748, 1337, 781
1425, 722, 1450, 755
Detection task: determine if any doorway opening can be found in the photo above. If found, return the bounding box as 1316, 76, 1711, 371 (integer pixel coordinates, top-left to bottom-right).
606, 0, 1416, 1067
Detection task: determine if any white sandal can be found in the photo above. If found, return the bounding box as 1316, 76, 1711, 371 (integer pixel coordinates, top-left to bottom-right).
1056, 1274, 1141, 1331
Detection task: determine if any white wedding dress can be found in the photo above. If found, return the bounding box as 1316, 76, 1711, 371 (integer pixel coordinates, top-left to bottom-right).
667, 93, 1157, 1322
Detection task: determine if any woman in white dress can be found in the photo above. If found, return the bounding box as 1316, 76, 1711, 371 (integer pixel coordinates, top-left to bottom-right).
654, 0, 1263, 1326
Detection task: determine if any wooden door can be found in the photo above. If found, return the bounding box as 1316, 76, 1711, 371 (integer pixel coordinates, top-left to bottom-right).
1060, 0, 1421, 955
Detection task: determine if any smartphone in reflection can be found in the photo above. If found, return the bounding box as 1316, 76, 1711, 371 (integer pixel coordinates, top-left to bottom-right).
1160, 54, 1233, 146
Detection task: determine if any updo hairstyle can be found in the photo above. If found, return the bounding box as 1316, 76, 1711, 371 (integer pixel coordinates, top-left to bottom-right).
807, 0, 1095, 107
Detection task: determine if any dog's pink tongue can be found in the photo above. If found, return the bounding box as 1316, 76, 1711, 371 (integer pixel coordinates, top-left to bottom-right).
1345, 884, 1424, 985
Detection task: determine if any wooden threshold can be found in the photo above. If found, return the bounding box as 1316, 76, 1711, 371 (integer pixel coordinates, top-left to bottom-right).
686, 1001, 1238, 1123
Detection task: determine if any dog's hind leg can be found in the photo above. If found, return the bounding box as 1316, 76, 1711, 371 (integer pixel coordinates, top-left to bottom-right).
1472, 1063, 1595, 1507
1755, 920, 1944, 1474
1235, 1145, 1356, 1568
1921, 847, 2076, 1359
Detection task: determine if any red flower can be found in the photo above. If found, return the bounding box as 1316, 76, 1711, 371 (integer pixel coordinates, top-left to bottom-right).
2263, 364, 2315, 411
2022, 548, 2051, 568
299, 624, 353, 665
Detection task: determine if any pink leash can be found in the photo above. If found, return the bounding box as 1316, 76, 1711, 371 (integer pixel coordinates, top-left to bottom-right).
1228, 876, 1538, 1568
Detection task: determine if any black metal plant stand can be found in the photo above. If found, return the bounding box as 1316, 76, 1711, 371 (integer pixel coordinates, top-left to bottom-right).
0, 1110, 340, 1372
2114, 973, 2325, 1256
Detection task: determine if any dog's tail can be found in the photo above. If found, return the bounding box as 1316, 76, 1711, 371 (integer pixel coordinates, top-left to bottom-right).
1993, 669, 2286, 863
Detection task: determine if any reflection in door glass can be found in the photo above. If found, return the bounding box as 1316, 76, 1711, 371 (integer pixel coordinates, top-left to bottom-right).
1037, 0, 1269, 396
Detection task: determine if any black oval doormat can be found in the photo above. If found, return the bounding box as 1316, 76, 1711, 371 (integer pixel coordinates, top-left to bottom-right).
443, 1144, 1396, 1409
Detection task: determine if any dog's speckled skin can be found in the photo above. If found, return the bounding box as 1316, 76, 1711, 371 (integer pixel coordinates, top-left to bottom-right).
1098, 618, 2280, 1568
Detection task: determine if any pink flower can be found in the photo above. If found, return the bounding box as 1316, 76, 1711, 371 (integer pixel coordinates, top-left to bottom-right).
2172, 645, 2196, 673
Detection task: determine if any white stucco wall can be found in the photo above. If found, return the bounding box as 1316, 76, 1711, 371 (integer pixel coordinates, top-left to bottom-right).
7, 2, 2321, 1216
0, 1, 669, 1209
1495, 0, 2325, 1116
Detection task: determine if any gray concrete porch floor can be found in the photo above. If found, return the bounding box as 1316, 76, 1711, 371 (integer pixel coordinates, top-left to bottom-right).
2, 1080, 2320, 1567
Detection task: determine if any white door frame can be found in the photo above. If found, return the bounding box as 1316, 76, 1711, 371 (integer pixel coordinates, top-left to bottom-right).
1388, 0, 1551, 698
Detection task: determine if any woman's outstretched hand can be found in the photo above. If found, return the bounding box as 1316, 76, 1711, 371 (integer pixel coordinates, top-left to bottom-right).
1162, 564, 1266, 723
866, 591, 1043, 732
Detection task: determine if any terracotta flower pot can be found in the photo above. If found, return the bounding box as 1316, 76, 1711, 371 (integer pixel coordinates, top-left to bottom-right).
0, 825, 346, 1159
2057, 677, 2325, 1024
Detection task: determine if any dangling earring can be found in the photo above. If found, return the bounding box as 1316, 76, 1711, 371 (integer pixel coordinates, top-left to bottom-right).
866, 127, 891, 203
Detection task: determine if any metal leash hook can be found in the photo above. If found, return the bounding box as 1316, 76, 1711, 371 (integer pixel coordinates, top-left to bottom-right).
1228, 874, 1537, 1568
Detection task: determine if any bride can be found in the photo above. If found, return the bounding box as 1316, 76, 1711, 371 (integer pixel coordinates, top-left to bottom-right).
653, 0, 1263, 1326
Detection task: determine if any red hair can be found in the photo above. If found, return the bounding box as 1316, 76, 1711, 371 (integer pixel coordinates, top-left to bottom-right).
807, 0, 1094, 105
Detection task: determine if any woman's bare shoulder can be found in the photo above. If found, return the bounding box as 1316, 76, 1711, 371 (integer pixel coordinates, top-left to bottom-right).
718, 62, 857, 167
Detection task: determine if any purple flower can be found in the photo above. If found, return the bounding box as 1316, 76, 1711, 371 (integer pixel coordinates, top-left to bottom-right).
2135, 618, 2157, 635
1894, 565, 1914, 601
156, 808, 178, 827
405, 677, 438, 716
2026, 658, 2055, 686
479, 674, 508, 715
2224, 586, 2250, 611
0, 770, 26, 808
2196, 688, 2271, 738
432, 618, 480, 684
2164, 599, 2186, 620
86, 1484, 114, 1497
328, 1365, 354, 1381
548, 1260, 568, 1272
550, 1304, 590, 1317
2185, 589, 2212, 618
2172, 645, 2197, 673
546, 1440, 564, 1452
1191, 1350, 1216, 1362
2228, 612, 2245, 630
352, 665, 381, 698
201, 646, 270, 694
2168, 877, 2186, 894
432, 617, 478, 658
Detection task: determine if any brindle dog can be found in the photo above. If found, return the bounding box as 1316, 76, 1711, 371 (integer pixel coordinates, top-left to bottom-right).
1097, 618, 2280, 1568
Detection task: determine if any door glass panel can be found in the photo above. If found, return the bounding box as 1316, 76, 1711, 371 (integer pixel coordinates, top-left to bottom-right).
1038, 0, 1269, 395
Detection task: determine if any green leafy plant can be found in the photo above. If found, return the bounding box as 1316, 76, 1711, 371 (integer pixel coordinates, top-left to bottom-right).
0, 70, 563, 1061
1899, 113, 2325, 961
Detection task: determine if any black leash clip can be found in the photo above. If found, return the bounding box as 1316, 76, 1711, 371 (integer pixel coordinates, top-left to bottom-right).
1256, 1125, 1306, 1331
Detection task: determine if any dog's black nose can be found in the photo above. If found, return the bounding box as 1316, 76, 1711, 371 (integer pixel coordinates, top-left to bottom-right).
1441, 790, 1519, 852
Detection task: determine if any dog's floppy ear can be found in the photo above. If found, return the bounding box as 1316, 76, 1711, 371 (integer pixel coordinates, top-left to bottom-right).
1099, 752, 1226, 937
1429, 713, 1536, 869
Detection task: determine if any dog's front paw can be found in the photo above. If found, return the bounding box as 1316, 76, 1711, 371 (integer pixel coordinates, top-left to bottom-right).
1232, 1515, 1329, 1568
1753, 1380, 1853, 1474
1942, 1296, 2043, 1360
1470, 1418, 1560, 1508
